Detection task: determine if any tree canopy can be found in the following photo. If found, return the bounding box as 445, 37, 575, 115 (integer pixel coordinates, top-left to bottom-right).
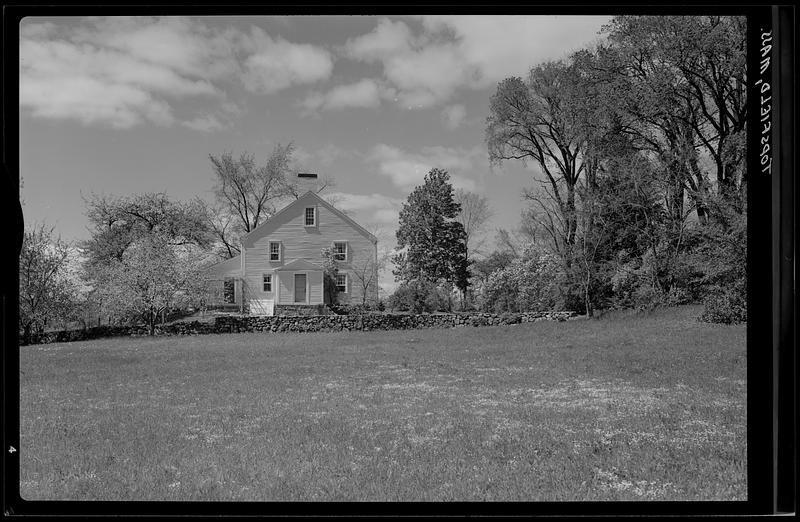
19, 224, 79, 343
393, 168, 469, 294
82, 192, 215, 332
483, 15, 747, 321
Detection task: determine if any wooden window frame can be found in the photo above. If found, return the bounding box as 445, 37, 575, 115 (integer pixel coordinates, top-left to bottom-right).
304, 207, 316, 227
269, 241, 281, 261
263, 274, 272, 292
332, 241, 348, 262
335, 272, 347, 293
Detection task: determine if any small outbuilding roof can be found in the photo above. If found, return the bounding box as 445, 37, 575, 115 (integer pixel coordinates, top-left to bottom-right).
203, 255, 242, 278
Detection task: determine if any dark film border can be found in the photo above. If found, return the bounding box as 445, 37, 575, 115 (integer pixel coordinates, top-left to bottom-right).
1, 3, 791, 517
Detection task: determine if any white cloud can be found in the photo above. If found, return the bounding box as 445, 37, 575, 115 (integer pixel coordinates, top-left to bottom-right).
71, 17, 240, 80
343, 15, 608, 108
292, 143, 353, 168
367, 143, 481, 192
292, 145, 314, 166
315, 144, 352, 166
19, 17, 332, 128
442, 104, 466, 129
300, 78, 399, 114
241, 26, 333, 94
419, 15, 607, 85
328, 191, 403, 217
344, 18, 413, 62
20, 70, 175, 128
182, 114, 227, 132
300, 78, 382, 112
20, 20, 60, 39
344, 19, 471, 108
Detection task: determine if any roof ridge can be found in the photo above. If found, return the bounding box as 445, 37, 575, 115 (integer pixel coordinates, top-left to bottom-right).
239, 191, 378, 245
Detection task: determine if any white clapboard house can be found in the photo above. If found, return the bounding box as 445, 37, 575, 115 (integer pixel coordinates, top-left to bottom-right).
204, 173, 378, 315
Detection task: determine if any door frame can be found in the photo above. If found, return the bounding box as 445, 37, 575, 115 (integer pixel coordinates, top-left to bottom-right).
293, 272, 310, 304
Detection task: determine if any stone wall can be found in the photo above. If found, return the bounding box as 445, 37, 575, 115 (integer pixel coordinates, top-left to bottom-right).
22, 311, 578, 345
274, 304, 332, 316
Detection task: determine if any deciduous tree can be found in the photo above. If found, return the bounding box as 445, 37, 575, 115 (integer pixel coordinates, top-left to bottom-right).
454, 189, 493, 260
487, 61, 591, 258
96, 235, 211, 335
19, 224, 79, 343
82, 192, 214, 331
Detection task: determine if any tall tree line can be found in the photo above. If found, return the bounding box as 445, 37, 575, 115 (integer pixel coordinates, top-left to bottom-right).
486, 16, 747, 320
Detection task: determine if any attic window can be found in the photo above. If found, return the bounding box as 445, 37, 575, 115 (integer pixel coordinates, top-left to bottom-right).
304, 207, 316, 227
333, 241, 347, 261
269, 241, 281, 261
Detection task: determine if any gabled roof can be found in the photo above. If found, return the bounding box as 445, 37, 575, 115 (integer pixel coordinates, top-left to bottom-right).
203, 254, 243, 278
275, 258, 324, 271
240, 191, 378, 246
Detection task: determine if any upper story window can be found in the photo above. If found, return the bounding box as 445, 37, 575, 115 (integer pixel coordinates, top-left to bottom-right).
269, 241, 281, 261
304, 207, 316, 227
333, 241, 347, 261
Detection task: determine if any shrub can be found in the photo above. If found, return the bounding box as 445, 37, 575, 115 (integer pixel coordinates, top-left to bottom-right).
499, 312, 521, 324
479, 246, 561, 313
631, 285, 665, 313
388, 279, 451, 313
698, 281, 747, 324
328, 303, 375, 315
664, 286, 693, 306
320, 247, 340, 305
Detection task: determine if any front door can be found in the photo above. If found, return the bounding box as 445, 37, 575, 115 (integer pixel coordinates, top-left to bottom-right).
294, 273, 307, 303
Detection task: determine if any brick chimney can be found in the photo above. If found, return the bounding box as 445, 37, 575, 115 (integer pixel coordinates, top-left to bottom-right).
296, 172, 319, 195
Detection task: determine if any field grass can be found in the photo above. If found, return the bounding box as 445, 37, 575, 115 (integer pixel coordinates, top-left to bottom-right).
19, 305, 746, 501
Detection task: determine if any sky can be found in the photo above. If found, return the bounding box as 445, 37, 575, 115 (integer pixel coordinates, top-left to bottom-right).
19, 15, 610, 292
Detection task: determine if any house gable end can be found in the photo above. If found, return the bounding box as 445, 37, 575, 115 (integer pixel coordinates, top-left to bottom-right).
241, 191, 377, 248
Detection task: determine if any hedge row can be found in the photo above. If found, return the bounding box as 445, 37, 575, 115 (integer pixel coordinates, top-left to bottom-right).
22, 310, 577, 345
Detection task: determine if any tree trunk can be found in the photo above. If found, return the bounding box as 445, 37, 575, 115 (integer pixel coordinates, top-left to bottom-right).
585, 285, 593, 317
23, 323, 32, 345
148, 309, 156, 336
565, 185, 577, 247
721, 162, 743, 213
668, 162, 685, 231
583, 256, 593, 318
687, 154, 710, 225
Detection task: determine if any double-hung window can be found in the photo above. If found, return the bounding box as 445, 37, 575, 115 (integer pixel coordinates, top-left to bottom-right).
304, 207, 316, 227
333, 241, 347, 261
269, 241, 281, 262
335, 273, 347, 293
262, 274, 272, 292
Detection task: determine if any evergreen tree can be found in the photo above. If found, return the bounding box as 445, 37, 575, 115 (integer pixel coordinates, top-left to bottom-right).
393, 169, 470, 296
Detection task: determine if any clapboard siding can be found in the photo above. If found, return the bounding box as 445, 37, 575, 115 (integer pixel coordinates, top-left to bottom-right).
309, 271, 323, 303
241, 192, 378, 309
278, 273, 293, 304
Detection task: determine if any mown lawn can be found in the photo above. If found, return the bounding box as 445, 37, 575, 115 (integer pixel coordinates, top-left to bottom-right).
19, 305, 746, 501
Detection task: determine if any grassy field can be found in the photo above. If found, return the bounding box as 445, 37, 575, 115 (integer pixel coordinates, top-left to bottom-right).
19, 305, 746, 501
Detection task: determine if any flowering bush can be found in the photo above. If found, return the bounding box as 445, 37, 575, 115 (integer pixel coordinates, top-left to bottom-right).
478, 246, 561, 313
